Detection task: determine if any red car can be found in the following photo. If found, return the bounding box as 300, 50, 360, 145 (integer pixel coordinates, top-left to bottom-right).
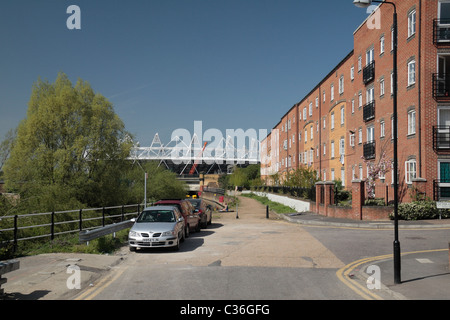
153, 199, 200, 237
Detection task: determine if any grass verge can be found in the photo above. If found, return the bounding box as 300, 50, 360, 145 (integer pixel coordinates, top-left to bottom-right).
241, 193, 295, 214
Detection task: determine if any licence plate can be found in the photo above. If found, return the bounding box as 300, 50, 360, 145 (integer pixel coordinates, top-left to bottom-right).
143, 238, 159, 242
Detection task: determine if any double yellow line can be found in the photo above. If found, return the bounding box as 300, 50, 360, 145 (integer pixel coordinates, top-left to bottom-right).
74, 266, 129, 300
336, 249, 448, 300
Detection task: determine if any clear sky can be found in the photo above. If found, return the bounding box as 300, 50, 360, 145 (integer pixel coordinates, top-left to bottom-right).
0, 0, 369, 147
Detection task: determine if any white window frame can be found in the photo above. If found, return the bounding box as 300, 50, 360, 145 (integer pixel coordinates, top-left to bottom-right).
340, 106, 345, 125
405, 159, 417, 184
331, 141, 335, 158
408, 109, 416, 135
331, 84, 335, 101
351, 66, 355, 80
339, 76, 344, 94
380, 120, 385, 137
380, 78, 385, 96
380, 35, 385, 54
331, 112, 335, 130
408, 9, 416, 38
408, 60, 416, 86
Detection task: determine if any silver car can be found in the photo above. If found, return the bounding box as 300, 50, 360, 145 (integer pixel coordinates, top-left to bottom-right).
128, 206, 185, 251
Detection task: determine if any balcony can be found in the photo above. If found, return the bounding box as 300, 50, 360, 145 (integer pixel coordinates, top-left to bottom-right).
433, 180, 450, 201
433, 126, 450, 152
432, 74, 450, 101
363, 101, 375, 122
363, 61, 375, 84
363, 141, 376, 160
433, 19, 450, 46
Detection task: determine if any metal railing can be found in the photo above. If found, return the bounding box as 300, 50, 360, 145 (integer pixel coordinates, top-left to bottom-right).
363, 141, 376, 160
363, 101, 375, 122
432, 73, 450, 101
433, 126, 450, 151
363, 61, 375, 84
433, 19, 450, 45
433, 180, 450, 201
0, 204, 143, 252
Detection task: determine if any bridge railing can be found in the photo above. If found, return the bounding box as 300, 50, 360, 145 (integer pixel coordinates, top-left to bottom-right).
0, 204, 143, 252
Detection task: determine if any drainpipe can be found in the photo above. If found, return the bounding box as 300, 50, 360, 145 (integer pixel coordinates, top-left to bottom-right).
418, 0, 422, 177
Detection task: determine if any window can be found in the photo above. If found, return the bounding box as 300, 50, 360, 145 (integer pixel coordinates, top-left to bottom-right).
323, 117, 326, 129
349, 132, 355, 147
408, 60, 416, 86
408, 109, 416, 135
323, 143, 326, 155
341, 168, 345, 186
405, 159, 417, 184
309, 102, 313, 117
367, 126, 375, 142
366, 48, 374, 66
380, 35, 385, 54
305, 129, 307, 142
340, 107, 345, 125
439, 1, 450, 20
331, 141, 335, 158
331, 84, 335, 101
358, 128, 363, 144
358, 56, 362, 72
315, 97, 319, 108
380, 78, 385, 96
299, 110, 302, 121
331, 112, 335, 130
366, 86, 374, 103
331, 169, 335, 182
408, 10, 416, 38
351, 66, 355, 80
339, 138, 345, 155
380, 120, 385, 137
339, 76, 344, 94
303, 107, 307, 120
352, 99, 355, 114
310, 126, 313, 140
391, 28, 394, 51
359, 165, 363, 180
391, 72, 394, 94
323, 90, 326, 102
359, 92, 363, 108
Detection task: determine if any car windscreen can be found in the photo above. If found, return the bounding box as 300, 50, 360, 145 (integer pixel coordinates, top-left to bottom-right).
137, 210, 175, 223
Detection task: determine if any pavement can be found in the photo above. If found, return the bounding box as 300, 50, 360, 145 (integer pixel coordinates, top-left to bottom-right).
0, 206, 449, 301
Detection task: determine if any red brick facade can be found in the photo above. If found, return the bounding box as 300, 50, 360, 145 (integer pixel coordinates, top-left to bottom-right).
261, 0, 449, 205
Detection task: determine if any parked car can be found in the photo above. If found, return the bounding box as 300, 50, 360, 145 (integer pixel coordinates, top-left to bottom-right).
128, 206, 185, 252
154, 199, 200, 236
187, 198, 212, 228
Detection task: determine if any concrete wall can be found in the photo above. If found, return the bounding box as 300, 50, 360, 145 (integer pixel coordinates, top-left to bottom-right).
241, 190, 310, 213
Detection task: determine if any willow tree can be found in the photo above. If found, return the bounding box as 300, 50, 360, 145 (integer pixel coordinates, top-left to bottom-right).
3, 73, 133, 211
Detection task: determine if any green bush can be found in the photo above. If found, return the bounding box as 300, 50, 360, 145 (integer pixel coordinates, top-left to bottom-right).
391, 201, 450, 221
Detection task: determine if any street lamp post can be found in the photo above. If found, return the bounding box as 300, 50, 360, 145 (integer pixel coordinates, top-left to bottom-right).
353, 0, 401, 284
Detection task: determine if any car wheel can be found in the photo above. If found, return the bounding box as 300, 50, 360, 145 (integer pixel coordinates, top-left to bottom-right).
173, 237, 180, 251
129, 246, 136, 252
195, 221, 201, 232
208, 214, 212, 225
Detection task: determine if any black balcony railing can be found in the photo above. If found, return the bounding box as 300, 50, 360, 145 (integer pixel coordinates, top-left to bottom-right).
363, 100, 375, 122
432, 73, 450, 100
363, 61, 375, 84
433, 126, 450, 152
363, 141, 376, 160
433, 180, 450, 201
433, 19, 450, 45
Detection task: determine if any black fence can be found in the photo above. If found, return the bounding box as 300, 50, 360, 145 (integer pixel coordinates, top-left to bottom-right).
0, 204, 142, 252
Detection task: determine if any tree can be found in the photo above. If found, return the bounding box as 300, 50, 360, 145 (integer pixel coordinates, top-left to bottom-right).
362, 152, 392, 199
126, 161, 188, 204
3, 73, 133, 211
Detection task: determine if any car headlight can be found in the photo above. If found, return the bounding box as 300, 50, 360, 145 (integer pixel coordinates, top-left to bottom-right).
129, 231, 140, 237
162, 230, 175, 237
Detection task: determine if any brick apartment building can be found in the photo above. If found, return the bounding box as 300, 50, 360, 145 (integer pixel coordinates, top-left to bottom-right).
261, 0, 450, 203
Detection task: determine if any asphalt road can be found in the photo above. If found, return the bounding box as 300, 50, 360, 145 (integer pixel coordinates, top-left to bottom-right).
73, 196, 385, 301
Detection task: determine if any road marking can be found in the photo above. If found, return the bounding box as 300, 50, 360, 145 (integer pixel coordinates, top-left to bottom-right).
74, 266, 128, 300
416, 258, 433, 264
336, 249, 447, 300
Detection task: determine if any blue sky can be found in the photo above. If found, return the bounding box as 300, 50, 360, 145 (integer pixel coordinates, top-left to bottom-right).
0, 0, 368, 147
